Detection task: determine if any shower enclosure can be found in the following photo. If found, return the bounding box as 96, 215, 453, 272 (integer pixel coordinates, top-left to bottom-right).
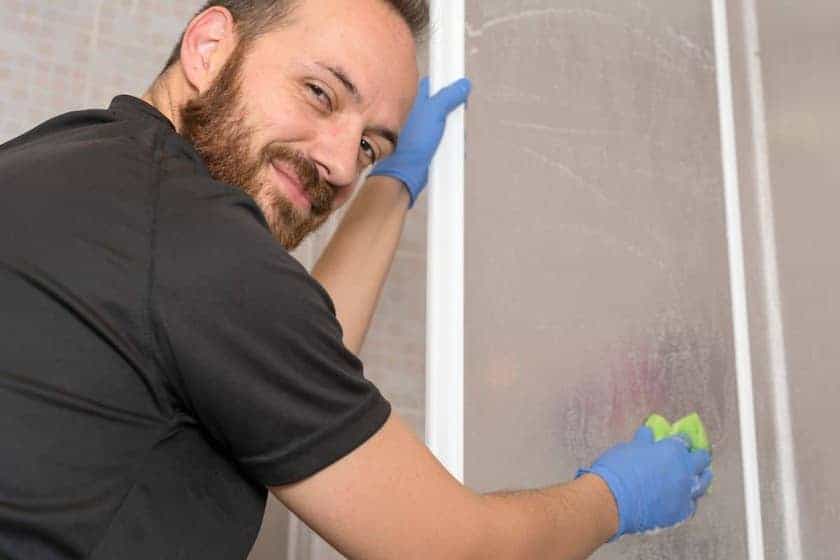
433, 1, 838, 558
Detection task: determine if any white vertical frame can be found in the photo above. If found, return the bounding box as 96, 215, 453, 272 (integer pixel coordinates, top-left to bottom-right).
426, 0, 466, 481
711, 0, 766, 558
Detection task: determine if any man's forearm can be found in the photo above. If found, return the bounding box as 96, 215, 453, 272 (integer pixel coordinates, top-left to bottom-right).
312, 175, 410, 354
477, 474, 619, 560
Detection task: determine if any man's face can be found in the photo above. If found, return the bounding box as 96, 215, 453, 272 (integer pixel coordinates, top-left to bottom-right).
181, 0, 419, 249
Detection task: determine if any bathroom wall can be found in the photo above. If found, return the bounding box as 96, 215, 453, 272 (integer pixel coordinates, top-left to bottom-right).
0, 1, 198, 140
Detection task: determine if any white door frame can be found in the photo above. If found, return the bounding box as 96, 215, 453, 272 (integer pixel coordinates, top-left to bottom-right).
425, 0, 466, 482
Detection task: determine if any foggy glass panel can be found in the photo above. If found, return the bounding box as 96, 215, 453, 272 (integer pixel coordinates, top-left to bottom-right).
749, 2, 840, 557
463, 1, 747, 557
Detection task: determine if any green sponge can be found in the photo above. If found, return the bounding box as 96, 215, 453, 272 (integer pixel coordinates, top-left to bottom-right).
645, 412, 710, 452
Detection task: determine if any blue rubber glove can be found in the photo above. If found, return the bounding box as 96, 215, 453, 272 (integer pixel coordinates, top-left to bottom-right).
368, 76, 472, 207
576, 426, 713, 540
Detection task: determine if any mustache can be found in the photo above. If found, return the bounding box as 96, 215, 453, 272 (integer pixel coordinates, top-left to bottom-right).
262, 144, 333, 215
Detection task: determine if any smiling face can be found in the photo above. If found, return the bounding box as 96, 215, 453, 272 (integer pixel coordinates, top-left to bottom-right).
178, 0, 419, 249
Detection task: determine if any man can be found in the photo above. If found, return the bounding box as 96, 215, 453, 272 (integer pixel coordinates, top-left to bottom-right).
0, 0, 712, 558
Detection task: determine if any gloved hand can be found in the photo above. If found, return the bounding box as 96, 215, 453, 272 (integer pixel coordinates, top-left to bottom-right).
576, 425, 713, 540
368, 76, 472, 207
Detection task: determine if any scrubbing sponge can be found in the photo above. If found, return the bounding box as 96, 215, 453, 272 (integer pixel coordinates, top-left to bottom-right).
645, 412, 710, 452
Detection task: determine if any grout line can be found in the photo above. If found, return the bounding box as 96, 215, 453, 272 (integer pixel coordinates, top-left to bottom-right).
425, 0, 465, 482
82, 0, 106, 107
741, 1, 803, 557
285, 512, 301, 559
710, 1, 766, 559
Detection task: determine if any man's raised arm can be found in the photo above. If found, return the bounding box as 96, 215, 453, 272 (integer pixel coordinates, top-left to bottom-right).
311, 77, 471, 354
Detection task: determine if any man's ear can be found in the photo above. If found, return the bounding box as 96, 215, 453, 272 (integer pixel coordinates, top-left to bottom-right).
179, 7, 237, 94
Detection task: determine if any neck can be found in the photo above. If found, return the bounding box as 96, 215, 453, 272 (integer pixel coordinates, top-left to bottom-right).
141, 68, 190, 133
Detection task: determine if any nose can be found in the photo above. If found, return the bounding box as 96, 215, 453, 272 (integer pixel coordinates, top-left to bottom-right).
311, 124, 362, 190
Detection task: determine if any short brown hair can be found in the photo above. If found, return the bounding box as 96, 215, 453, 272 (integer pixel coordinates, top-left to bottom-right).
161, 0, 429, 72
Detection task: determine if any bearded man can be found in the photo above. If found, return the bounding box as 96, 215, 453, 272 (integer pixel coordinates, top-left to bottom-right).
0, 1, 712, 558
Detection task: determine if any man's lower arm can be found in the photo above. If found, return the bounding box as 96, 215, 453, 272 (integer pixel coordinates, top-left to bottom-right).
477, 474, 618, 560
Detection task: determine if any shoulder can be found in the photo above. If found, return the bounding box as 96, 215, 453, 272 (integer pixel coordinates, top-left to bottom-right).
154, 178, 334, 313
0, 109, 171, 192
0, 107, 117, 153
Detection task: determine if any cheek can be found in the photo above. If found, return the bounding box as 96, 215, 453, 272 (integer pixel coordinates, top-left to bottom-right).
245, 89, 310, 148
332, 182, 356, 209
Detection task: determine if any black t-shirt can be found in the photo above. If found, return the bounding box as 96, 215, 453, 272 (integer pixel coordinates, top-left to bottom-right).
0, 96, 391, 559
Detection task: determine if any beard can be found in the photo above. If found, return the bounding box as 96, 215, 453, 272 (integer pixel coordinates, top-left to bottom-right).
178, 44, 334, 250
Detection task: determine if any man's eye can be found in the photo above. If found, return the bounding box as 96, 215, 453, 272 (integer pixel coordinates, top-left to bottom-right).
307, 84, 332, 111
361, 138, 377, 163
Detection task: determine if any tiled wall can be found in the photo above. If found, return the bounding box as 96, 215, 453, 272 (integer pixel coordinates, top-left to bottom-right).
0, 1, 202, 140
0, 2, 427, 558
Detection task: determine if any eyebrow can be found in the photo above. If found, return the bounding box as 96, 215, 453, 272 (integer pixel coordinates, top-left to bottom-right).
318, 62, 360, 101
316, 62, 400, 148
369, 125, 399, 148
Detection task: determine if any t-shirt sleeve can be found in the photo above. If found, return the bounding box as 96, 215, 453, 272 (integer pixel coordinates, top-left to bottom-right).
152, 185, 390, 486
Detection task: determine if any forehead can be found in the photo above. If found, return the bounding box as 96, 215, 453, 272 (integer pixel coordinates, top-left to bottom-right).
247, 0, 419, 117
